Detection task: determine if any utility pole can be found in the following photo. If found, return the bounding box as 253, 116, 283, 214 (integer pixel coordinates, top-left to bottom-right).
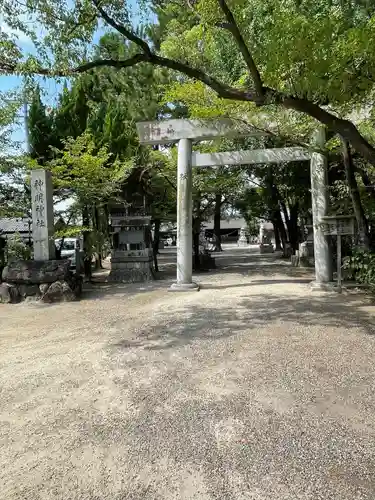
23, 92, 31, 155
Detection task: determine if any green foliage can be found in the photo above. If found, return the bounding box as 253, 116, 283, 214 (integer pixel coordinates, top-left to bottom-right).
46, 133, 127, 208
343, 250, 375, 290
1, 0, 375, 170
246, 218, 260, 238
2, 0, 374, 111
0, 89, 21, 151
27, 85, 55, 164
54, 226, 89, 239
0, 157, 31, 217
6, 233, 32, 262
143, 148, 177, 221
236, 186, 269, 225
154, 0, 375, 106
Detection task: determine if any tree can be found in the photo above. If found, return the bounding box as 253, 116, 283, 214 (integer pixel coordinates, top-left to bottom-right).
25, 32, 172, 271
0, 158, 31, 217
0, 90, 31, 217
45, 133, 128, 277
27, 85, 55, 164
1, 0, 375, 165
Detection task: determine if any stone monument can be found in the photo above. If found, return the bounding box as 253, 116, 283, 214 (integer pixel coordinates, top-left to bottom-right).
259, 236, 275, 254
193, 228, 215, 271
259, 222, 274, 254
108, 211, 154, 283
296, 225, 314, 267
237, 227, 248, 247
31, 169, 55, 260
1, 169, 82, 303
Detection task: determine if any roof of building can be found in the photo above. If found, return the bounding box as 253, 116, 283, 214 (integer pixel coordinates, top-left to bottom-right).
203, 218, 247, 230
160, 218, 274, 233
261, 221, 274, 230
0, 218, 31, 234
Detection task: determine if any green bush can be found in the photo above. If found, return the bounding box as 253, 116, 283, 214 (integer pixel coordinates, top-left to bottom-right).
343, 250, 375, 289
6, 233, 32, 262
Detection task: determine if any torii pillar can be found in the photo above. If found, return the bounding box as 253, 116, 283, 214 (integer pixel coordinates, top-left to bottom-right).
170, 138, 199, 291
310, 127, 333, 288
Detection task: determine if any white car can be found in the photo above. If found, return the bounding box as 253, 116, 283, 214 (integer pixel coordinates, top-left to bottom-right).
55, 238, 82, 267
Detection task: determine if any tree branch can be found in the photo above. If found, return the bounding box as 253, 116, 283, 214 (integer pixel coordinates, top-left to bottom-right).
282, 95, 375, 164
216, 0, 264, 98
155, 165, 177, 192
73, 54, 148, 73
2, 6, 375, 165
92, 0, 152, 55
151, 54, 259, 101
76, 53, 261, 101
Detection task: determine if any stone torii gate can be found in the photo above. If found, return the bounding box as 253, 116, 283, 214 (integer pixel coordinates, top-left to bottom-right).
136, 119, 332, 291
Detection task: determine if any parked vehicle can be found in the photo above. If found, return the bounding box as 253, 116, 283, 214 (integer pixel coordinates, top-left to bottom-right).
55, 237, 82, 267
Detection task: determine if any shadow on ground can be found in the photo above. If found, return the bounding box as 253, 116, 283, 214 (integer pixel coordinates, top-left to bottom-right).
112, 289, 375, 352
201, 278, 313, 290
82, 279, 173, 300
85, 249, 313, 300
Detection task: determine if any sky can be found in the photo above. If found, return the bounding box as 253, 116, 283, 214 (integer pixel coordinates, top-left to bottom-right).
0, 0, 144, 151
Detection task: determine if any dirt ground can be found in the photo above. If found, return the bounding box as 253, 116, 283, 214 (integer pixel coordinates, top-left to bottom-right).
1, 247, 375, 499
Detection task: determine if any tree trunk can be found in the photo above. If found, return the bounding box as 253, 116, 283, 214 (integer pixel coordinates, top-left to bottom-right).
193, 231, 200, 270
273, 221, 282, 250
265, 167, 288, 254
192, 215, 201, 271
213, 193, 223, 252
280, 198, 300, 253
288, 203, 300, 253
274, 211, 288, 252
152, 219, 161, 272
93, 205, 102, 270
280, 200, 290, 236
341, 137, 370, 250
94, 253, 104, 270
82, 207, 92, 280
358, 169, 375, 201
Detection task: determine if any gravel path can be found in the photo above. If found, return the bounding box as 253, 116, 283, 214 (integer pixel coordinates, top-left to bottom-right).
1, 249, 375, 499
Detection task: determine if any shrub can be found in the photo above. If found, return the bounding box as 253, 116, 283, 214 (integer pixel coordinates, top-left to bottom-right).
343, 250, 375, 290
6, 233, 32, 262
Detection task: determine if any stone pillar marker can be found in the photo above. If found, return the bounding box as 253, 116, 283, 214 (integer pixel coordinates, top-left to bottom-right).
310, 127, 333, 287
169, 138, 199, 291
31, 169, 56, 261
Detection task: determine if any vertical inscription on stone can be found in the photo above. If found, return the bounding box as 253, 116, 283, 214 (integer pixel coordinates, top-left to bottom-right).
33, 178, 45, 228
31, 169, 56, 260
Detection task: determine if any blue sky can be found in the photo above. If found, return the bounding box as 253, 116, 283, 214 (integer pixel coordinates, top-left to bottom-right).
0, 0, 145, 151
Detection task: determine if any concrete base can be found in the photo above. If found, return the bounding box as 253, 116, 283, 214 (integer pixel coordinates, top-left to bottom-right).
168, 282, 200, 292
310, 281, 338, 292
107, 267, 155, 283
238, 239, 248, 247
108, 250, 155, 283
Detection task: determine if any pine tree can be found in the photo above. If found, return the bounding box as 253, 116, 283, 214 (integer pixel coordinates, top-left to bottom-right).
27, 86, 54, 165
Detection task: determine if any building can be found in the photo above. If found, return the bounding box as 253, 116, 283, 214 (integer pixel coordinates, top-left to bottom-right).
203, 218, 248, 243
0, 218, 32, 242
